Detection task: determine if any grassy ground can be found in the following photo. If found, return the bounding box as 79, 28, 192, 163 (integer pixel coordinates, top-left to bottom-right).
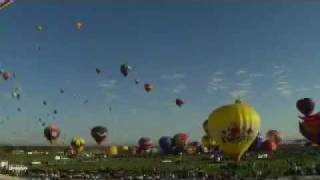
0, 144, 320, 178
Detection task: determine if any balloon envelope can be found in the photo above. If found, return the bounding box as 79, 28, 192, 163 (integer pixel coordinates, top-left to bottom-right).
201, 135, 216, 148
266, 130, 282, 145
159, 136, 174, 153
176, 98, 184, 107
173, 133, 189, 148
299, 120, 320, 145
207, 100, 261, 161
44, 125, 60, 144
203, 120, 209, 134
138, 137, 153, 151
70, 137, 85, 153
120, 64, 131, 77
144, 83, 153, 92
91, 126, 108, 144
261, 139, 277, 153
296, 98, 315, 116
249, 133, 264, 151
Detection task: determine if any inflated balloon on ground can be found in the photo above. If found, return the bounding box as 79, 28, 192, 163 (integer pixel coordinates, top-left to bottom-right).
207, 99, 261, 161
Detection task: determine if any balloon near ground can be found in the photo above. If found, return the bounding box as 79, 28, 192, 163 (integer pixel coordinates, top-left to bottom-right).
173, 133, 189, 148
261, 139, 277, 153
299, 120, 320, 145
201, 135, 216, 149
203, 120, 209, 134
159, 136, 174, 154
266, 130, 282, 145
107, 145, 118, 156
248, 133, 264, 151
70, 137, 86, 154
207, 99, 261, 161
138, 137, 153, 152
296, 98, 320, 145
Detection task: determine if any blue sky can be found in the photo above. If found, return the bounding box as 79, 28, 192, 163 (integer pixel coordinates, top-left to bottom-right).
1, 0, 320, 145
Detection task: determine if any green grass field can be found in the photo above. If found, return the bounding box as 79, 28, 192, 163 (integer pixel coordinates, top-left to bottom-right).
1, 144, 320, 178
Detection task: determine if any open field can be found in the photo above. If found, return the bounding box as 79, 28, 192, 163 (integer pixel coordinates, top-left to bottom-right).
0, 144, 320, 179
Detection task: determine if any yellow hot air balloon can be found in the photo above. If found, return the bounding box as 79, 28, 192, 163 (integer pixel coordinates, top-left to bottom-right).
208, 99, 261, 161
107, 145, 118, 156
201, 135, 216, 148
120, 145, 129, 155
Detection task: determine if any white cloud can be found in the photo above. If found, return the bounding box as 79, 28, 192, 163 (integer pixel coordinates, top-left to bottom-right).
279, 89, 292, 96
98, 80, 117, 89
229, 89, 249, 98
105, 92, 119, 100
249, 73, 264, 78
214, 71, 223, 75
236, 69, 247, 75
314, 85, 320, 89
172, 84, 186, 94
296, 88, 310, 92
210, 77, 223, 83
277, 81, 289, 85
236, 81, 251, 87
160, 73, 185, 80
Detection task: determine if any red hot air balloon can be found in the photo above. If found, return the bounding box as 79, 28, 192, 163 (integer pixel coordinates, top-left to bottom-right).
296, 98, 315, 116
44, 125, 60, 144
138, 137, 153, 152
261, 139, 277, 153
176, 98, 184, 107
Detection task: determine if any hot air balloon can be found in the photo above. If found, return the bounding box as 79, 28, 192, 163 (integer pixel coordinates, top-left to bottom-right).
36, 25, 44, 32
138, 137, 153, 152
176, 98, 184, 107
0, 71, 15, 80
135, 79, 140, 85
120, 64, 131, 77
70, 137, 85, 154
91, 126, 108, 145
203, 120, 209, 134
120, 145, 129, 155
201, 135, 216, 149
144, 83, 153, 92
248, 133, 264, 151
65, 146, 76, 157
299, 116, 320, 145
158, 136, 174, 154
44, 125, 60, 144
207, 99, 261, 161
173, 133, 189, 148
95, 68, 101, 75
266, 130, 282, 145
261, 139, 277, 153
11, 88, 20, 100
107, 145, 118, 156
296, 98, 315, 117
59, 88, 65, 94
76, 21, 83, 30
43, 100, 47, 106
0, 0, 13, 10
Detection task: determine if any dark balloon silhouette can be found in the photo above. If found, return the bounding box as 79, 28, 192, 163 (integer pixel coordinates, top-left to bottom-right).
91, 126, 108, 145
144, 83, 153, 92
296, 98, 315, 116
176, 98, 184, 107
